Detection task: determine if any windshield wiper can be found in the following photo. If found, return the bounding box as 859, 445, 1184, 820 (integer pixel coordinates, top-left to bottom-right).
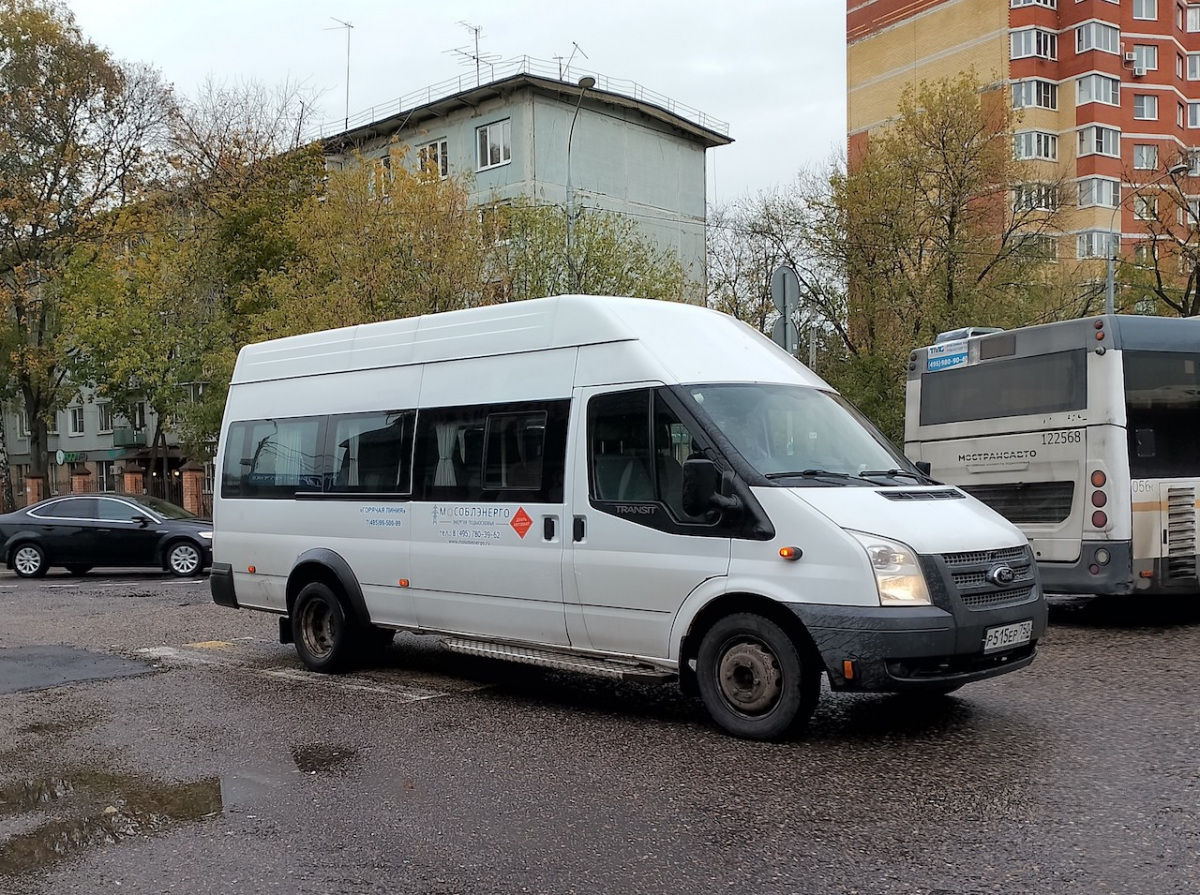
858, 468, 937, 484
765, 469, 862, 482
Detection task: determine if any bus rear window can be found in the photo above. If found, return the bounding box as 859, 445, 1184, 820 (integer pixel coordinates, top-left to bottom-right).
920, 350, 1087, 425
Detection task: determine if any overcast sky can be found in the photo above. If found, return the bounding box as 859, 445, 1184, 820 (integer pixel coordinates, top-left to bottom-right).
67, 1, 847, 205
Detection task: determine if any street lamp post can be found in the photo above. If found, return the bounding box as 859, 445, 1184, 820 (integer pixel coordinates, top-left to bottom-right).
1106, 161, 1189, 315
565, 75, 596, 293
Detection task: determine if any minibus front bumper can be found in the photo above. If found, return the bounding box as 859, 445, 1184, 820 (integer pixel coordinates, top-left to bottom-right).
786, 602, 1043, 691
786, 549, 1048, 691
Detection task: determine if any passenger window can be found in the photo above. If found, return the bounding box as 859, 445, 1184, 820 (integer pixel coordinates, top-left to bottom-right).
589, 390, 653, 502
589, 390, 709, 522
36, 498, 97, 519
329, 411, 413, 494
222, 417, 326, 498
414, 401, 568, 503
96, 499, 143, 522
484, 412, 546, 490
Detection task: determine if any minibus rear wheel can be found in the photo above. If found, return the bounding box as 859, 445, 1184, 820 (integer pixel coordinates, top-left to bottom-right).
293, 582, 357, 673
696, 612, 820, 740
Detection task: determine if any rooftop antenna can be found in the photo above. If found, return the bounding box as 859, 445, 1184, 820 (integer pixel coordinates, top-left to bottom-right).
563, 42, 588, 82
325, 17, 354, 130
448, 21, 500, 87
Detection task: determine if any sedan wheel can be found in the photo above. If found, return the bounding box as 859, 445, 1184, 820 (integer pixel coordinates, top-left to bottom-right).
166, 541, 202, 577
13, 543, 48, 579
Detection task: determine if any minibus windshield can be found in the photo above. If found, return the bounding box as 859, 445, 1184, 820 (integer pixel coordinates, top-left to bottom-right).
685, 383, 917, 483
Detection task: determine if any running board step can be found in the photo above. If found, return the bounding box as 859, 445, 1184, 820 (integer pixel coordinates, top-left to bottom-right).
440, 638, 677, 684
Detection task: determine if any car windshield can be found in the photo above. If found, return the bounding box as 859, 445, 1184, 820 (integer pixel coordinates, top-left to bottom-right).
684, 383, 915, 482
134, 495, 197, 520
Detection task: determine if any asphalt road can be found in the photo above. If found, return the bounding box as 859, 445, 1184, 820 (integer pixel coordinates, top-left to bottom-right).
0, 571, 1197, 895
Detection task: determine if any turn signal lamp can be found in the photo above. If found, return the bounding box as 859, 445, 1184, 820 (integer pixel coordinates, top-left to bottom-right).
247, 565, 256, 574
779, 546, 802, 561
1090, 470, 1107, 487
398, 578, 410, 588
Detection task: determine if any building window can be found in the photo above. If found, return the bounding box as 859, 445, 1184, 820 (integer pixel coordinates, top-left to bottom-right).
1078, 231, 1119, 259
1013, 182, 1060, 211
97, 402, 113, 434
67, 406, 84, 437
1134, 144, 1160, 169
1181, 103, 1187, 127
1133, 45, 1160, 70
17, 407, 29, 438
1189, 4, 1200, 30
480, 203, 511, 244
1134, 0, 1158, 17
1076, 74, 1120, 106
203, 461, 215, 495
476, 119, 512, 170
1011, 28, 1058, 60
1134, 196, 1159, 220
1188, 148, 1200, 175
1134, 95, 1159, 120
96, 460, 115, 492
1189, 103, 1200, 127
1078, 125, 1121, 157
1076, 22, 1120, 54
1188, 53, 1200, 79
1014, 131, 1059, 160
418, 139, 449, 178
1013, 234, 1059, 261
1012, 79, 1058, 110
1079, 177, 1120, 208
1011, 0, 1056, 6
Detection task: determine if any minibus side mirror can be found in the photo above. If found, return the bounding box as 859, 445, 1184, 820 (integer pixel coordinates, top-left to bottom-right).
1135, 428, 1156, 458
682, 458, 740, 518
915, 460, 932, 476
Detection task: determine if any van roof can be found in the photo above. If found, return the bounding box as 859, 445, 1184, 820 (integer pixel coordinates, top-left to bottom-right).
230, 294, 827, 389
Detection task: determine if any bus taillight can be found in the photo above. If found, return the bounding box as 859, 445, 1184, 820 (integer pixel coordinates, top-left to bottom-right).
1092, 511, 1108, 528
1090, 470, 1107, 487
1091, 491, 1107, 508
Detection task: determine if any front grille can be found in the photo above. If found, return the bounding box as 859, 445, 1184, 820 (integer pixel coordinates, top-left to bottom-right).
932, 545, 1039, 613
961, 585, 1035, 610
941, 546, 1028, 567
961, 481, 1074, 524
952, 566, 1036, 589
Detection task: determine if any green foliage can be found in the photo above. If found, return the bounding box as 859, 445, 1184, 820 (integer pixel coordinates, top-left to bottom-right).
0, 0, 172, 473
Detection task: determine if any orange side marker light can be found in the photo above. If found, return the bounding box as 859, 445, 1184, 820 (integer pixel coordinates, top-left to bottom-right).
843, 660, 855, 680
398, 578, 410, 588
247, 565, 256, 574
779, 546, 803, 561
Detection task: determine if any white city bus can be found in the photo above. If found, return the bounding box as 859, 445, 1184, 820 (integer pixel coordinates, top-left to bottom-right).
211, 295, 1046, 740
905, 315, 1200, 597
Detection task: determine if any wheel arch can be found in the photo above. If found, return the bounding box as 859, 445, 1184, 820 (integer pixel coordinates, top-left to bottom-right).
677, 592, 820, 697
4, 531, 47, 568
285, 548, 370, 624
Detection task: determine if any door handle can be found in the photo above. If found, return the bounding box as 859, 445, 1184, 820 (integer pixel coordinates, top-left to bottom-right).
543, 516, 556, 540
573, 516, 586, 542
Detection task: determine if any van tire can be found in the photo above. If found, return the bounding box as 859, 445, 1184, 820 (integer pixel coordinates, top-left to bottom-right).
696, 612, 820, 741
293, 582, 357, 673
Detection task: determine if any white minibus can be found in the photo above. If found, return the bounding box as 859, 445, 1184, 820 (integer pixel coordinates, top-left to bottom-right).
905, 315, 1200, 597
211, 295, 1046, 739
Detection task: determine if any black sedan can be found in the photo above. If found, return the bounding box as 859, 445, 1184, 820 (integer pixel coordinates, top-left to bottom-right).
0, 494, 212, 578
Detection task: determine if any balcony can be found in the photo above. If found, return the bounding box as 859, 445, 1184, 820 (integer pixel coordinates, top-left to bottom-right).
112, 427, 147, 448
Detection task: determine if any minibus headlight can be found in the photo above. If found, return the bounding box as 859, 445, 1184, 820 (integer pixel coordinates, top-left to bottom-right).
848, 531, 931, 607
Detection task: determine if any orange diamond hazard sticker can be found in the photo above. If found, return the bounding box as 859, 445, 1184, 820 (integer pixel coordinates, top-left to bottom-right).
510, 507, 533, 539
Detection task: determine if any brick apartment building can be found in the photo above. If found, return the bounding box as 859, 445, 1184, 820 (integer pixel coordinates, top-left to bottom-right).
847, 0, 1200, 267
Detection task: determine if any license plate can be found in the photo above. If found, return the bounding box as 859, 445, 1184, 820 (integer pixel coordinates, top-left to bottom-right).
982, 620, 1033, 653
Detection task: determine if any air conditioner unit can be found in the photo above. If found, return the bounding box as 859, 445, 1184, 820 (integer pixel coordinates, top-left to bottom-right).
1124, 51, 1138, 62
1133, 65, 1147, 77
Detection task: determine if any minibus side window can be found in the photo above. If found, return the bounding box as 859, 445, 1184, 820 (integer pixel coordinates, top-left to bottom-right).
221, 417, 326, 498
327, 411, 414, 494
414, 401, 568, 503
588, 389, 709, 524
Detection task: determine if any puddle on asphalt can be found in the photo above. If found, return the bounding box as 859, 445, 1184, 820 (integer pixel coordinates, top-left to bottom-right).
290, 744, 358, 774
0, 770, 222, 878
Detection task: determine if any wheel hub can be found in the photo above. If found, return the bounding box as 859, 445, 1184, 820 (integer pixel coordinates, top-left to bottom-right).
717, 639, 782, 715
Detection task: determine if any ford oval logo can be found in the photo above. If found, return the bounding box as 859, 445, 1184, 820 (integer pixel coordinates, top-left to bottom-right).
985, 564, 1016, 586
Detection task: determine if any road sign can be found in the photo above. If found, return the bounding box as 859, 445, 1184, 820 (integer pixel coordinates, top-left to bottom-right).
770, 265, 800, 352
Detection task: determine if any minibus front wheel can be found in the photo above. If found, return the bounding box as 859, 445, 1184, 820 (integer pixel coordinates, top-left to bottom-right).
696, 612, 820, 740
293, 581, 357, 673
